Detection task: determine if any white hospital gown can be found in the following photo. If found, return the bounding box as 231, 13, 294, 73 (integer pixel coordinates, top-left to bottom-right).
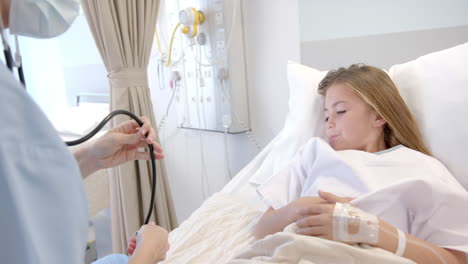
0, 63, 88, 263
257, 137, 468, 254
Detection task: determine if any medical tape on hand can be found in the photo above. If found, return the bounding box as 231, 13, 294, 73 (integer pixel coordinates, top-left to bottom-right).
332, 202, 379, 244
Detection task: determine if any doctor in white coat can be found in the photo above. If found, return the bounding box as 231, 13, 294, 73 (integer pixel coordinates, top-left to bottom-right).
0, 0, 169, 263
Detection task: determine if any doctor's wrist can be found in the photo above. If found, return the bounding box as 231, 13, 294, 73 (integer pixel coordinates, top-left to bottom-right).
72, 142, 100, 178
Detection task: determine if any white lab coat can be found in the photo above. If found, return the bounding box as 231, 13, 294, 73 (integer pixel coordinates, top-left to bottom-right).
0, 64, 88, 263
257, 137, 468, 254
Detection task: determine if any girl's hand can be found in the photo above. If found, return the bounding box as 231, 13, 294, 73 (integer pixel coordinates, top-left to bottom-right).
295, 203, 336, 240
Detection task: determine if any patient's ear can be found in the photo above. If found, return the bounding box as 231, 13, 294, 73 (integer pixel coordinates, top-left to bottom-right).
372, 112, 387, 128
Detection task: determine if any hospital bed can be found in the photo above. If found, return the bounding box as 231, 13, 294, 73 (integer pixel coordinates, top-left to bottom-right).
82, 41, 468, 263
157, 42, 468, 263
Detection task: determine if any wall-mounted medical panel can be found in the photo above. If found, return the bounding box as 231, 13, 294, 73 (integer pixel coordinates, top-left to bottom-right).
163, 0, 249, 133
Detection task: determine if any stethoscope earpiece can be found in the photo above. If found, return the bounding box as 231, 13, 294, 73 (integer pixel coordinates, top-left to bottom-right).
0, 15, 26, 88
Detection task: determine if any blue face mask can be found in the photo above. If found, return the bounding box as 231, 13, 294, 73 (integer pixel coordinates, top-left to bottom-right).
9, 0, 80, 39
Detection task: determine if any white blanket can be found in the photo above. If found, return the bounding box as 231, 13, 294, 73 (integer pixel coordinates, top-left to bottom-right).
160, 193, 261, 263
161, 192, 415, 263
229, 223, 414, 264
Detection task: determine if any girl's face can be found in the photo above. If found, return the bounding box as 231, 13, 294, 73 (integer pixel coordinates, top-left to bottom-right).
324, 82, 387, 152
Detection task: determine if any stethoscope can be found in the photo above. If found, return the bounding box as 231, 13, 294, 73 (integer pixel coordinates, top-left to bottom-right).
66, 110, 158, 225
0, 20, 157, 225
0, 20, 26, 87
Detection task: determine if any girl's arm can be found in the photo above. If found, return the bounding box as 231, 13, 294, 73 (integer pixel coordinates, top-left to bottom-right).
254, 196, 327, 239
254, 191, 354, 239
254, 206, 295, 239
376, 219, 467, 264
294, 191, 467, 264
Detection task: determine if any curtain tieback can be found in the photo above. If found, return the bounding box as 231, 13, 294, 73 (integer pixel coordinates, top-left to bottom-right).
108, 69, 148, 88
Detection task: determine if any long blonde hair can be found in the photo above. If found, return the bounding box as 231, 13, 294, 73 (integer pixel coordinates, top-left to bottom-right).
318, 64, 431, 156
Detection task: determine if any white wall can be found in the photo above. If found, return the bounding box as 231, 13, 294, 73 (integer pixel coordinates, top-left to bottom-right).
298, 0, 468, 70
149, 0, 301, 223
241, 0, 301, 141
299, 0, 468, 41
300, 25, 468, 70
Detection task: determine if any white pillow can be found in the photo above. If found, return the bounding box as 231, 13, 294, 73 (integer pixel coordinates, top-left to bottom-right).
249, 62, 327, 184
389, 42, 468, 189
250, 42, 468, 190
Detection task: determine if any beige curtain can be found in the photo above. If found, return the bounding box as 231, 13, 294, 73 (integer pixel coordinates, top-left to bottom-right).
81, 0, 177, 253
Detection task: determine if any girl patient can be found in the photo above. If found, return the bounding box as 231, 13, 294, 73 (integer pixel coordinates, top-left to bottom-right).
254, 64, 468, 264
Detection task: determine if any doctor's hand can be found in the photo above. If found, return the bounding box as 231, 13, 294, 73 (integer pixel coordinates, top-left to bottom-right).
73, 116, 164, 178
128, 222, 170, 264
91, 116, 164, 167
